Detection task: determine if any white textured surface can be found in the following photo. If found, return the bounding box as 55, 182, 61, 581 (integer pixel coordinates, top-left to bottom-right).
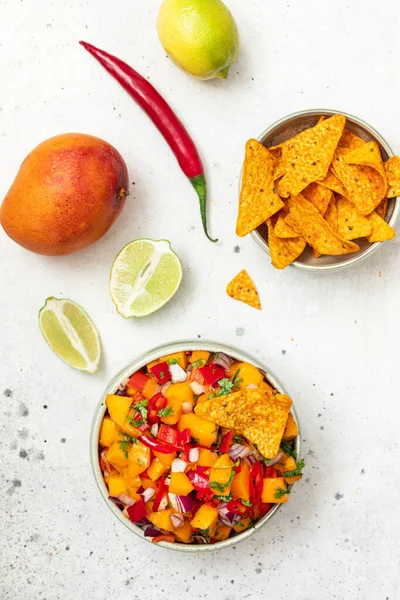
0, 1, 399, 598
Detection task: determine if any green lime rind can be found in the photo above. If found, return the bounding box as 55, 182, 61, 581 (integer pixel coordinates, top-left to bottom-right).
109, 239, 183, 318
38, 297, 101, 373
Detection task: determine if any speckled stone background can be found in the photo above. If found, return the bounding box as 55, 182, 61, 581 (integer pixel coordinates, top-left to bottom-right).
1, 1, 399, 598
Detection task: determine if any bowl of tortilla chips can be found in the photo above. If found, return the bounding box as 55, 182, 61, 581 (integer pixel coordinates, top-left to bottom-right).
236, 109, 400, 271
91, 340, 302, 552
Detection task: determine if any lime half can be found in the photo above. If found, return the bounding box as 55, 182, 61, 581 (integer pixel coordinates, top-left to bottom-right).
110, 239, 183, 318
38, 297, 101, 373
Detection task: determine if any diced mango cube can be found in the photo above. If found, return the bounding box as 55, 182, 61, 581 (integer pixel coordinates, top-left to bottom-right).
142, 378, 159, 400
198, 449, 218, 467
106, 440, 130, 469
213, 522, 232, 541
210, 459, 234, 496
147, 458, 169, 481
191, 504, 219, 536
282, 413, 299, 442
106, 394, 132, 428
190, 351, 210, 365
228, 362, 264, 389
213, 454, 234, 469
169, 472, 194, 496
231, 460, 250, 501
178, 413, 217, 447
233, 517, 252, 533
160, 396, 182, 425
159, 351, 188, 369
165, 382, 194, 404
262, 477, 289, 504
149, 509, 176, 533
99, 416, 121, 448
105, 474, 128, 497
140, 475, 157, 490
154, 451, 176, 466
174, 520, 193, 543
128, 442, 151, 477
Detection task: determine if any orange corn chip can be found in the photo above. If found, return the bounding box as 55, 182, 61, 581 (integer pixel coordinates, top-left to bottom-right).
366, 211, 396, 242
318, 170, 346, 196
237, 140, 284, 236
277, 114, 346, 198
375, 199, 388, 219
302, 183, 333, 216
339, 129, 366, 150
344, 142, 387, 188
274, 209, 300, 238
317, 116, 325, 124
384, 156, 400, 198
332, 148, 387, 215
312, 196, 338, 258
336, 195, 372, 240
285, 194, 359, 255
226, 270, 261, 310
266, 217, 306, 269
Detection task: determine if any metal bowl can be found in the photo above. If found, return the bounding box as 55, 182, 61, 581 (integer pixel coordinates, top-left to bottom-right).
246, 109, 399, 272
90, 340, 301, 553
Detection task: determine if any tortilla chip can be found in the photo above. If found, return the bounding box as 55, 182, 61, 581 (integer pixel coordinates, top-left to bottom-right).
317, 116, 325, 124
274, 204, 300, 238
285, 194, 359, 255
332, 148, 387, 215
194, 389, 292, 459
302, 183, 333, 215
384, 156, 400, 198
276, 114, 346, 198
226, 270, 261, 310
273, 156, 286, 180
237, 140, 284, 236
267, 217, 306, 269
366, 211, 396, 242
318, 170, 347, 196
336, 195, 372, 240
375, 199, 388, 219
339, 129, 366, 150
344, 142, 387, 192
312, 196, 338, 258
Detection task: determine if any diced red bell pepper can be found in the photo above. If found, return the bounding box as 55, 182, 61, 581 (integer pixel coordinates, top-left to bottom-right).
250, 462, 264, 506
126, 498, 147, 523
127, 371, 150, 393
258, 502, 273, 517
158, 424, 179, 446
152, 534, 175, 544
147, 393, 167, 423
138, 423, 150, 432
150, 362, 172, 385
138, 434, 181, 454
199, 364, 226, 385
178, 428, 191, 445
264, 466, 280, 478
227, 499, 254, 518
152, 476, 166, 511
196, 488, 215, 503
219, 431, 234, 453
187, 468, 210, 491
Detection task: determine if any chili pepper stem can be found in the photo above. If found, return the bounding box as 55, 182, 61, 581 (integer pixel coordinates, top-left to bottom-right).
190, 174, 218, 243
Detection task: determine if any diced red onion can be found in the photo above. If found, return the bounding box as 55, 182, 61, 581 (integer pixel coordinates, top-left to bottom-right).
228, 443, 252, 460
189, 447, 200, 463
252, 448, 263, 461
182, 401, 193, 414
141, 488, 155, 503
161, 381, 171, 395
117, 493, 136, 506
144, 526, 162, 538
150, 423, 159, 437
171, 458, 187, 473
158, 494, 168, 511
165, 477, 171, 486
248, 454, 257, 465
217, 505, 236, 526
108, 495, 124, 508
170, 513, 184, 528
190, 381, 206, 395
170, 363, 188, 383
213, 352, 233, 370
265, 449, 283, 466
245, 383, 258, 389
169, 493, 195, 513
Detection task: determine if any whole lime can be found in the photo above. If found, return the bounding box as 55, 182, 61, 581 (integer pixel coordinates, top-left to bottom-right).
157, 0, 240, 80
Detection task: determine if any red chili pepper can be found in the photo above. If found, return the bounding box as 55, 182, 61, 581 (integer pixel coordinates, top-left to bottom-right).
227, 499, 254, 518
138, 434, 181, 454
157, 424, 179, 446
258, 502, 273, 517
138, 423, 150, 432
152, 476, 166, 512
150, 362, 171, 385
187, 468, 210, 491
219, 431, 234, 453
199, 364, 226, 385
196, 488, 215, 503
127, 371, 150, 393
264, 466, 280, 478
79, 41, 217, 242
152, 534, 175, 544
126, 498, 147, 523
147, 393, 167, 423
178, 428, 191, 445
250, 462, 264, 506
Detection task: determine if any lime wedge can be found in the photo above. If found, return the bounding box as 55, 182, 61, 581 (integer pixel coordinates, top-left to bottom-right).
110, 239, 183, 318
38, 297, 101, 373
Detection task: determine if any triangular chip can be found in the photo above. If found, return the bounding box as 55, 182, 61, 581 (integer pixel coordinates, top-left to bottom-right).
332, 148, 387, 215
339, 129, 366, 150
384, 156, 400, 198
226, 269, 261, 310
237, 140, 284, 236
336, 195, 372, 240
194, 389, 292, 458
267, 217, 306, 269
375, 199, 388, 220
274, 205, 300, 239
312, 196, 338, 258
343, 142, 387, 192
318, 170, 346, 196
276, 114, 345, 198
285, 194, 359, 255
366, 211, 396, 242
302, 183, 333, 216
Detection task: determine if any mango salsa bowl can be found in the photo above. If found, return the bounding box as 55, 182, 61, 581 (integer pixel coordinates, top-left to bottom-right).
90, 341, 302, 552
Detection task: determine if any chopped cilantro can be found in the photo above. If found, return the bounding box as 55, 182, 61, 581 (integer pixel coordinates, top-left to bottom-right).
283, 458, 305, 478
262, 458, 271, 465
118, 433, 134, 442
135, 399, 148, 421
232, 369, 242, 388
191, 437, 200, 444
233, 433, 243, 444
217, 378, 235, 396
157, 406, 174, 418
236, 521, 245, 528
253, 442, 259, 451
208, 392, 216, 400
218, 494, 233, 502
127, 416, 145, 427
166, 359, 178, 365
160, 371, 165, 378
280, 441, 297, 459
274, 487, 291, 499
210, 481, 229, 493
192, 359, 205, 369
234, 459, 240, 467
117, 440, 131, 458
241, 499, 252, 507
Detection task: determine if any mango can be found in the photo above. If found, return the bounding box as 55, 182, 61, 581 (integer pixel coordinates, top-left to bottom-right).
174, 521, 193, 543
149, 509, 176, 533
213, 523, 232, 541
140, 475, 157, 490
228, 362, 264, 389
99, 416, 120, 447
262, 477, 289, 504
106, 441, 130, 469
233, 517, 252, 533
169, 472, 194, 496
154, 451, 177, 466
191, 505, 219, 536
120, 469, 141, 495
128, 442, 151, 477
106, 395, 131, 428
274, 453, 301, 485
160, 396, 183, 425
165, 382, 194, 404
178, 413, 217, 447
282, 413, 299, 442
231, 460, 250, 501
105, 474, 129, 497
159, 351, 188, 369
198, 449, 218, 467
209, 465, 233, 496
213, 454, 234, 469
0, 133, 129, 255
147, 458, 169, 481
142, 378, 159, 400
189, 351, 210, 365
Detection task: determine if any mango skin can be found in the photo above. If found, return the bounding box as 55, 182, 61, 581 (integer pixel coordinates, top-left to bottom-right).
0, 133, 129, 255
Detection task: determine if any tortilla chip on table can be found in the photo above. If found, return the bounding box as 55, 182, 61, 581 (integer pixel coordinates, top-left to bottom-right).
226, 270, 261, 310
